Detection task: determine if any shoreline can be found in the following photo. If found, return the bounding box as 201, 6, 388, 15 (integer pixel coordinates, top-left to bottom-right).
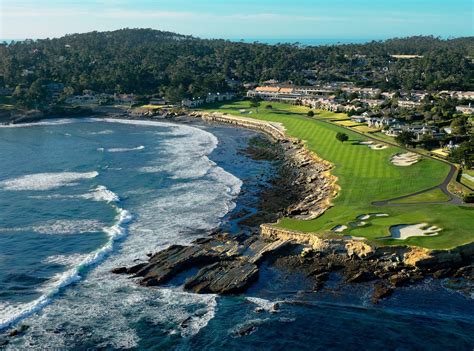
3, 109, 473, 303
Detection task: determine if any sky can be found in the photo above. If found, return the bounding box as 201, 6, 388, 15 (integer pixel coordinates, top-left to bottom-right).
1, 0, 473, 40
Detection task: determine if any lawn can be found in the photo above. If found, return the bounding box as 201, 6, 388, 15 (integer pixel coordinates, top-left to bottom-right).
333, 120, 361, 127
389, 188, 450, 204
352, 125, 380, 133
200, 101, 473, 250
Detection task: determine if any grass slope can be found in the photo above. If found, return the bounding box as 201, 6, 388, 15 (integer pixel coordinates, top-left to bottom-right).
201, 101, 473, 249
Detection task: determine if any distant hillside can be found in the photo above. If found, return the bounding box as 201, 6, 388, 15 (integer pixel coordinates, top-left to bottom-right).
0, 29, 473, 104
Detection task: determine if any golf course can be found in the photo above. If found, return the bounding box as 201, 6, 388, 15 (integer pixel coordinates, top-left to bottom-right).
200, 100, 473, 250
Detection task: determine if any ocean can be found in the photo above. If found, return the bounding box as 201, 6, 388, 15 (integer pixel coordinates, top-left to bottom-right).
0, 118, 473, 350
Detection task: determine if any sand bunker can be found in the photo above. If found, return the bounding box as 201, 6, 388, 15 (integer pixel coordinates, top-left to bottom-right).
391, 152, 421, 166
343, 235, 366, 241
357, 213, 389, 220
359, 141, 388, 150
389, 223, 442, 240
332, 225, 348, 233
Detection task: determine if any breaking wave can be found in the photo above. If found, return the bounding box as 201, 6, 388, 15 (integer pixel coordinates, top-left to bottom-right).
0, 171, 98, 191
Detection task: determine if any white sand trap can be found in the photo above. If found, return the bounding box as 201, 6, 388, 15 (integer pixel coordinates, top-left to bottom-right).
391, 152, 421, 166
359, 141, 388, 150
358, 214, 371, 220
332, 225, 348, 233
357, 213, 389, 221
389, 223, 442, 240
343, 235, 366, 241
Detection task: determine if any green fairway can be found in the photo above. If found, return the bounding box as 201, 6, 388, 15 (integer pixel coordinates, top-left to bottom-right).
200, 101, 474, 250
389, 188, 450, 204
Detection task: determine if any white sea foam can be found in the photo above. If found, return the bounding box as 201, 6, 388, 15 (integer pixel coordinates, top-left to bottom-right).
0, 171, 98, 191
0, 205, 132, 331
43, 254, 90, 266
82, 185, 120, 203
90, 130, 114, 135
28, 185, 120, 203
107, 145, 145, 153
1, 118, 243, 345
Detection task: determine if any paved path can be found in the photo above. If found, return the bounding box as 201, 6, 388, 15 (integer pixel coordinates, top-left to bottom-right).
315, 117, 466, 206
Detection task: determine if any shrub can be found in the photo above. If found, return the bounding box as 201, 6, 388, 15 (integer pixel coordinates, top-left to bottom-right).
307, 110, 315, 117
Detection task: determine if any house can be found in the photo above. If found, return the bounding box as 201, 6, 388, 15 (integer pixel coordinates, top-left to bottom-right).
114, 93, 135, 104
367, 117, 396, 129
351, 115, 366, 123
359, 99, 385, 107
182, 98, 204, 108
65, 94, 98, 105
398, 100, 421, 109
456, 103, 474, 114
149, 97, 167, 106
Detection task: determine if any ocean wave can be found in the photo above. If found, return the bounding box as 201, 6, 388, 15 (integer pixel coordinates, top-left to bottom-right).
106, 145, 145, 153
0, 219, 104, 235
81, 185, 120, 203
0, 171, 98, 191
28, 185, 120, 203
0, 206, 133, 331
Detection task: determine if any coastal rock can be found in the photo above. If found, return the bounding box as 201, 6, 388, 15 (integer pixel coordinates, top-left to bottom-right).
132, 245, 223, 286
372, 282, 394, 303
184, 260, 259, 294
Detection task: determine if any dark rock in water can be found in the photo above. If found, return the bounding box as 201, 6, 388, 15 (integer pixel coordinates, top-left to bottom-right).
372, 282, 394, 304
180, 316, 192, 329
184, 260, 259, 294
133, 245, 223, 287
270, 302, 280, 313
8, 324, 29, 338
345, 270, 374, 283
235, 324, 257, 337
389, 272, 410, 287
126, 262, 148, 275
433, 268, 454, 279
111, 266, 128, 274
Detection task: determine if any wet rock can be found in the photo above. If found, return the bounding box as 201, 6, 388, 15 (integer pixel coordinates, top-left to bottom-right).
345, 270, 375, 283
235, 324, 257, 337
270, 303, 280, 313
184, 260, 259, 294
372, 282, 394, 304
133, 245, 223, 287
389, 272, 410, 287
111, 266, 128, 274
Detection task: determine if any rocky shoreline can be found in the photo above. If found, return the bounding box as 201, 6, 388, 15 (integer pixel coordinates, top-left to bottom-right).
110, 109, 473, 303
4, 108, 472, 303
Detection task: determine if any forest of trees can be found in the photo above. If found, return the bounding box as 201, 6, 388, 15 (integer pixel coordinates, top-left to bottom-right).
0, 29, 473, 104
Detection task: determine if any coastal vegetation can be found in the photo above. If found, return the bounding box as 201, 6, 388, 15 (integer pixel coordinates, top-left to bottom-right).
200, 100, 473, 250
0, 29, 473, 108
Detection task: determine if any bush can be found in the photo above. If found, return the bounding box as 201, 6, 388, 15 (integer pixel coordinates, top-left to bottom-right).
307, 110, 314, 117
336, 132, 349, 143
265, 104, 273, 109
463, 193, 474, 203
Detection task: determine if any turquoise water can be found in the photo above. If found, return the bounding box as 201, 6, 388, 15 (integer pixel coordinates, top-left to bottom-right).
0, 118, 473, 350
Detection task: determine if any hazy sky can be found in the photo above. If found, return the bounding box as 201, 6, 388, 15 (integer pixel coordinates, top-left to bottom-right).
1, 0, 473, 40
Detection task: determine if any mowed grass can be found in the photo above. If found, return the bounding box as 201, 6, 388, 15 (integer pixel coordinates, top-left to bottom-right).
389, 188, 450, 204
200, 101, 474, 249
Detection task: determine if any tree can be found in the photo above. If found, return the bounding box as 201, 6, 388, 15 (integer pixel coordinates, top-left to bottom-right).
307, 110, 315, 117
450, 137, 474, 168
450, 116, 469, 136
395, 131, 416, 147
336, 132, 349, 143
250, 98, 261, 112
